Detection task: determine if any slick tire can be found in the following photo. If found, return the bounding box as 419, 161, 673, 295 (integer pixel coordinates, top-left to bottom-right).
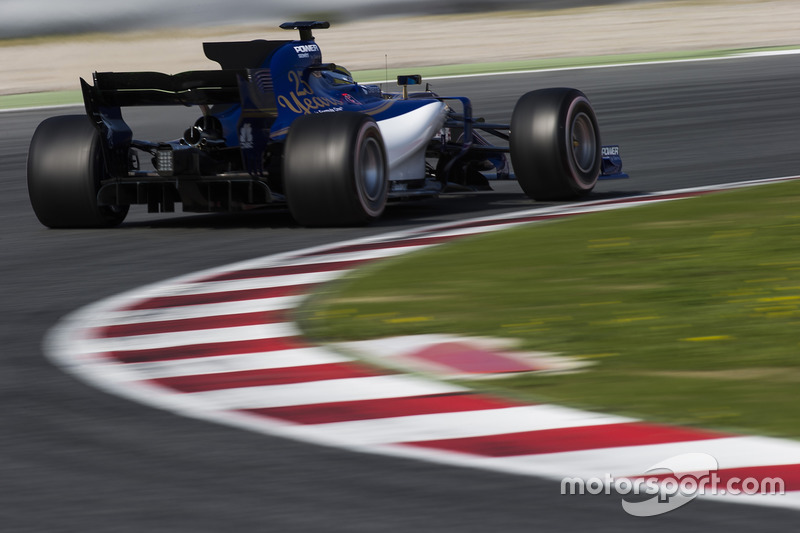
510, 88, 601, 201
284, 112, 388, 227
27, 115, 129, 228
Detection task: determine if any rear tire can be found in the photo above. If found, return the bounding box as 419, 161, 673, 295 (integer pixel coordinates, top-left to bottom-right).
27, 115, 128, 228
510, 88, 601, 200
283, 112, 388, 227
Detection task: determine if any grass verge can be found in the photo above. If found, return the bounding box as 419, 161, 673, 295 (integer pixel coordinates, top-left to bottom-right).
299, 180, 800, 439
0, 91, 83, 111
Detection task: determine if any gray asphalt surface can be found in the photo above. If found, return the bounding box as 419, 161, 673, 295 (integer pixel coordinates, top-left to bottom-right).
2, 54, 800, 531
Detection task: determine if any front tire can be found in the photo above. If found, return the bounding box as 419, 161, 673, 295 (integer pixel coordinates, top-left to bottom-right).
283, 112, 388, 227
510, 88, 601, 201
27, 115, 128, 228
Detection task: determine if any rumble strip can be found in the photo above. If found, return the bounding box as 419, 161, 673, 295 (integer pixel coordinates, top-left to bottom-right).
46, 178, 800, 511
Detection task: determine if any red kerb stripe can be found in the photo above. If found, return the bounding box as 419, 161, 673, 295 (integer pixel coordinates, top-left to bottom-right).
195, 259, 370, 283
405, 422, 728, 457
629, 463, 800, 492
94, 311, 287, 338
243, 393, 524, 424
122, 285, 310, 311
304, 235, 457, 256
152, 362, 382, 393
107, 336, 306, 364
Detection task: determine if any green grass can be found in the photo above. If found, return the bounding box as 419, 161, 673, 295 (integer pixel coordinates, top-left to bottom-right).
0, 90, 83, 110
299, 180, 800, 439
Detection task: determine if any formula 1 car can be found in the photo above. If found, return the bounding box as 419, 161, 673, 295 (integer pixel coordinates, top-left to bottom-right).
27, 21, 627, 228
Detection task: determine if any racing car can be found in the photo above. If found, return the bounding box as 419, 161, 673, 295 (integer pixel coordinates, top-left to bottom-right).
27, 21, 627, 228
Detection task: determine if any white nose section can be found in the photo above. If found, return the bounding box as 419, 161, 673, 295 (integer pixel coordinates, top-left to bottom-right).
377, 101, 448, 182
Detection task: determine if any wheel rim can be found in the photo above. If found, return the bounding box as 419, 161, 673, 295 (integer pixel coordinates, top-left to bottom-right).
357, 135, 385, 205
570, 111, 597, 175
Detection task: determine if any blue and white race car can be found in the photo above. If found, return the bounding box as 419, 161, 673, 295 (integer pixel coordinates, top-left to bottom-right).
27, 21, 626, 228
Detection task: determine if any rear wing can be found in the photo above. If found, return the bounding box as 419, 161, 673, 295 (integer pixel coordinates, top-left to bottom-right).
81, 39, 291, 108
82, 70, 243, 107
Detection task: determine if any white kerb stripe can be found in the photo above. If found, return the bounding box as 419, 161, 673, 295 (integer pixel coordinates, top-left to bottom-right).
91, 296, 305, 326
117, 347, 354, 380
183, 375, 468, 409
161, 270, 344, 297
280, 405, 634, 446
80, 323, 299, 353
478, 436, 800, 480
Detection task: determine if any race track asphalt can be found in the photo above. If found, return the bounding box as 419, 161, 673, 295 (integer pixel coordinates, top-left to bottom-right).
1, 53, 799, 531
